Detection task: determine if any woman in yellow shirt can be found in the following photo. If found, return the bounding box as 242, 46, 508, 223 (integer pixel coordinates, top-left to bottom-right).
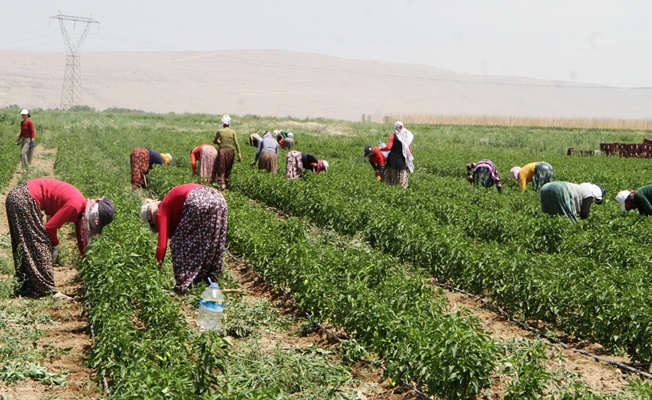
510, 162, 553, 192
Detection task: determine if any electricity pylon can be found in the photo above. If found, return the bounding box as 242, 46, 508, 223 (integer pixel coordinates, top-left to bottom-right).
50, 13, 99, 109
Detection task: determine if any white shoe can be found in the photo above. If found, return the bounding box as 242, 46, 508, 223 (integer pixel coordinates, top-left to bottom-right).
52, 292, 71, 301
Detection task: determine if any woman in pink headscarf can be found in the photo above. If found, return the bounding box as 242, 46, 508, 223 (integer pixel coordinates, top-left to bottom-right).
379, 121, 414, 188
285, 151, 329, 179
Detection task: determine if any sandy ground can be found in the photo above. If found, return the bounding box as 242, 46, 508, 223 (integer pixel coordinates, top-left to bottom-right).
1, 49, 652, 122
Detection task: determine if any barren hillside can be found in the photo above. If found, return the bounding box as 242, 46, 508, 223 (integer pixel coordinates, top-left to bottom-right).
1, 49, 651, 121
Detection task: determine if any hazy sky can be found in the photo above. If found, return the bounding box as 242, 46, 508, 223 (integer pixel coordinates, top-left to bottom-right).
1, 1, 650, 88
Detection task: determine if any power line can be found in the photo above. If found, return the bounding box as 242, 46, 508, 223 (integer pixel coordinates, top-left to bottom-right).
51, 13, 100, 109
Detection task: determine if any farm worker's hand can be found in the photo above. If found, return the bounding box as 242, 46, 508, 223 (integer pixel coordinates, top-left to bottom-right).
30, 140, 35, 148
51, 245, 60, 264
238, 153, 243, 162
158, 260, 163, 270
466, 174, 474, 184
249, 160, 256, 167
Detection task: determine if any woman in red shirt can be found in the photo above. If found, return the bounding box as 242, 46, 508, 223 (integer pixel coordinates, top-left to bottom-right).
141, 184, 228, 295
190, 144, 218, 184
6, 178, 115, 299
15, 109, 35, 170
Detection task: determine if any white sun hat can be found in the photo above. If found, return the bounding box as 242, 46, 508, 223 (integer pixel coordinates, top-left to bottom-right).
615, 190, 631, 211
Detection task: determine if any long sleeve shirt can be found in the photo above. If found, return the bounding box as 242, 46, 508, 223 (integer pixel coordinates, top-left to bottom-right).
26, 178, 87, 254
155, 183, 202, 262
518, 162, 537, 191
633, 185, 652, 216
368, 147, 387, 166
255, 135, 279, 161
20, 119, 35, 139
467, 160, 502, 190
566, 182, 597, 219
190, 145, 207, 175
301, 153, 319, 171
147, 149, 164, 169
213, 127, 241, 154
379, 134, 412, 153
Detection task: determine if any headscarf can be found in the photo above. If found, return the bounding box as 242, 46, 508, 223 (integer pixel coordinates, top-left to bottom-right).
316, 160, 329, 173
615, 190, 631, 211
161, 153, 172, 165
141, 199, 161, 232
393, 121, 414, 173
263, 130, 273, 139
581, 183, 606, 204
221, 115, 231, 125
80, 199, 100, 251
510, 167, 521, 180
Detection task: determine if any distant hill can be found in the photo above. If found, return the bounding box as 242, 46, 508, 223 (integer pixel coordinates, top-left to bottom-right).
1, 49, 651, 121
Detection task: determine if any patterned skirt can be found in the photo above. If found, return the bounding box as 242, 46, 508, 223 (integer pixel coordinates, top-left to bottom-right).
198, 145, 218, 184
6, 184, 56, 296
130, 147, 150, 188
214, 147, 235, 187
285, 150, 303, 179
258, 151, 278, 174
532, 162, 554, 192
382, 167, 409, 188
169, 186, 228, 294
540, 181, 576, 224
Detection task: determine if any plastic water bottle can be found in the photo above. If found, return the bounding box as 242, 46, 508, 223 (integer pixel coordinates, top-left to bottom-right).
197, 278, 224, 330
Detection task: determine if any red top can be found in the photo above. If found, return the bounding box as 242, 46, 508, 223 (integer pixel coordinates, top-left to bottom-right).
190, 145, 207, 175
368, 147, 387, 165
156, 183, 202, 262
20, 119, 35, 139
27, 178, 87, 254
379, 134, 412, 153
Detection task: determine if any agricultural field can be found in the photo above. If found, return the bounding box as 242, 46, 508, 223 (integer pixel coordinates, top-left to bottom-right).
1, 108, 652, 399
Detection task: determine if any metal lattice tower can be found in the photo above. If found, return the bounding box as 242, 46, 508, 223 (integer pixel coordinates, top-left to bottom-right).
51, 13, 99, 109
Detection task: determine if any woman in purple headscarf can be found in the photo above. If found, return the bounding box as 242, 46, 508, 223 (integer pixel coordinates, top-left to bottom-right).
379, 121, 414, 188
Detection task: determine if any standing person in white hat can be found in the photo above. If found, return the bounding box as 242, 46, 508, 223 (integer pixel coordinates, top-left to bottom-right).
615, 185, 652, 216
212, 115, 242, 190
15, 109, 35, 170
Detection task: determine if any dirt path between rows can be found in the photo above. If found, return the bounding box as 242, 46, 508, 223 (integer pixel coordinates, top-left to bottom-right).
0, 145, 100, 399
0, 144, 637, 399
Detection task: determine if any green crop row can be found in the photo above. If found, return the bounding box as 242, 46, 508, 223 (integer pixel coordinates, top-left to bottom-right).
230, 157, 652, 364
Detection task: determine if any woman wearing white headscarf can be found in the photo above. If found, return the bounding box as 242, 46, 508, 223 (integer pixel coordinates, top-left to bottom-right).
249, 130, 279, 173
540, 181, 605, 224
615, 185, 652, 215
212, 115, 242, 190
379, 121, 414, 188
510, 162, 553, 192
141, 183, 228, 295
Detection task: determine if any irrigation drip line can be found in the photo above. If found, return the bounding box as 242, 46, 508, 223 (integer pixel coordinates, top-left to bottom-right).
225, 250, 433, 400
434, 281, 652, 380
87, 304, 111, 395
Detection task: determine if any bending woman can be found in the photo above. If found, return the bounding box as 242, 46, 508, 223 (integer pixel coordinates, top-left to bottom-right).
130, 147, 172, 188
141, 183, 228, 295
7, 178, 114, 299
